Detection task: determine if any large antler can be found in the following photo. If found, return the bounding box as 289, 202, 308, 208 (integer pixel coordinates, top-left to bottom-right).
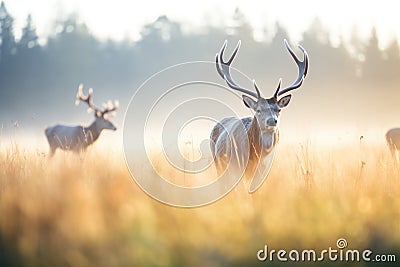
101, 99, 119, 118
216, 40, 261, 99
75, 84, 118, 118
76, 84, 102, 116
273, 39, 309, 98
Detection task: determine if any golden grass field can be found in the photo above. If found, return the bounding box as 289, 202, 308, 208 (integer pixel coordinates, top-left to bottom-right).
0, 141, 399, 266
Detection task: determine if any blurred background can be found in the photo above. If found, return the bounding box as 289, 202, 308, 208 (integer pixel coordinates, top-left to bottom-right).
0, 0, 399, 147
1, 2, 400, 267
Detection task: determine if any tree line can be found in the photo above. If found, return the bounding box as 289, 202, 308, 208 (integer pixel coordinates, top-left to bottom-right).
0, 1, 399, 130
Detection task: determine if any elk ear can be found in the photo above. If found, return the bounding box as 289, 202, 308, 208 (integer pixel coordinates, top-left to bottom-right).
242, 95, 257, 110
277, 95, 291, 108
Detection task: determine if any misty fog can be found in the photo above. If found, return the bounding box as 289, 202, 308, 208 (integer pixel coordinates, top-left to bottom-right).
1, 3, 399, 148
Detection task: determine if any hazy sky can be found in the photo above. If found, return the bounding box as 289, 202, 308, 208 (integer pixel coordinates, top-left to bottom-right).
7, 0, 400, 48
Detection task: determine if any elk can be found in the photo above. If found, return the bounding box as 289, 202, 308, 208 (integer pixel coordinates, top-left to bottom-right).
386, 128, 400, 162
210, 39, 308, 187
45, 84, 118, 156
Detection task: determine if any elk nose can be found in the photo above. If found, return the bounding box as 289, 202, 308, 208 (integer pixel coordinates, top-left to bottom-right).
267, 118, 277, 126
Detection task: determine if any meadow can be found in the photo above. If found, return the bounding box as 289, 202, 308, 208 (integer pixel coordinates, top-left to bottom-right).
0, 140, 399, 267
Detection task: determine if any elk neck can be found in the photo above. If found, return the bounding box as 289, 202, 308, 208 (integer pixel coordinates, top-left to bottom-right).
247, 116, 278, 158
83, 120, 103, 145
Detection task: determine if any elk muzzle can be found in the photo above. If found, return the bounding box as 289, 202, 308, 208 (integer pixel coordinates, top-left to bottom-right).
266, 118, 277, 127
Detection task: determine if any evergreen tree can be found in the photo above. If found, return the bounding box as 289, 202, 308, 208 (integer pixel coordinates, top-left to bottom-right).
380, 39, 400, 82
228, 8, 253, 40
362, 28, 386, 83
0, 1, 16, 61
19, 14, 38, 50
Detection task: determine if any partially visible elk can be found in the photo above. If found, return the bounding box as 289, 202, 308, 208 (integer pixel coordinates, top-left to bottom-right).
210, 39, 308, 187
45, 84, 118, 156
386, 128, 400, 162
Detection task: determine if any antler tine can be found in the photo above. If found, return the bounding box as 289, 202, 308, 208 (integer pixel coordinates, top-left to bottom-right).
216, 40, 261, 99
273, 78, 282, 99
252, 80, 261, 99
276, 39, 309, 97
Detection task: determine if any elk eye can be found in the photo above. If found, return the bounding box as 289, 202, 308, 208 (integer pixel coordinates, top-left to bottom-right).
256, 110, 261, 114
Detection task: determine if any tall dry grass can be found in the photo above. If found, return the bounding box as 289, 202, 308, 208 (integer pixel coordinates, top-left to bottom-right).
0, 141, 399, 266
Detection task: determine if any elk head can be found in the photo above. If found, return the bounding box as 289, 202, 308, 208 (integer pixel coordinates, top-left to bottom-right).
216, 39, 308, 132
75, 84, 119, 131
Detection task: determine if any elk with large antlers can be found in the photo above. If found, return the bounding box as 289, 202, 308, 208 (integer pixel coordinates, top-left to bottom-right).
210, 39, 308, 189
45, 84, 118, 156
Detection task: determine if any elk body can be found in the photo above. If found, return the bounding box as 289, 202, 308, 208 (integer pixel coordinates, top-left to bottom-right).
386, 128, 400, 161
210, 40, 308, 183
45, 85, 118, 156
